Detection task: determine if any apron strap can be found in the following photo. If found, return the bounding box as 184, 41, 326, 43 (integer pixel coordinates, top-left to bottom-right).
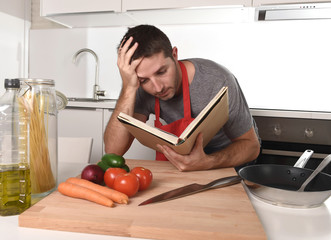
180, 61, 192, 119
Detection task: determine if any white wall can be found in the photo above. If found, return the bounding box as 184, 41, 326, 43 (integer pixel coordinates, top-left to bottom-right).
0, 0, 30, 95
29, 19, 331, 112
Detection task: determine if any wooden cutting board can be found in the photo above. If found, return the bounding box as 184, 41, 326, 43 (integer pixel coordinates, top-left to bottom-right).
19, 160, 266, 240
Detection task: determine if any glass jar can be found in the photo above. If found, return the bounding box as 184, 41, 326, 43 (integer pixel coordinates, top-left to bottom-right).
20, 79, 58, 199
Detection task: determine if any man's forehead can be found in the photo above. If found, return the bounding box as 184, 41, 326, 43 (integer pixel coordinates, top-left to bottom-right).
136, 53, 169, 77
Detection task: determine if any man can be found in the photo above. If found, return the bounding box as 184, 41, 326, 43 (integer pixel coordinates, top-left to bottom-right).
104, 25, 260, 171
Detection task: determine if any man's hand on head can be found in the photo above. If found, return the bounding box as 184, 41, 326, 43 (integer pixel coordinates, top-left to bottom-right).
117, 36, 143, 91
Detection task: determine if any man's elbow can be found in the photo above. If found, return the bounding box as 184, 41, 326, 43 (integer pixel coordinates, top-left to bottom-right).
251, 139, 261, 160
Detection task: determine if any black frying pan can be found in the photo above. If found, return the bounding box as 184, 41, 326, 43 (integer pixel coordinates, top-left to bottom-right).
238, 153, 331, 208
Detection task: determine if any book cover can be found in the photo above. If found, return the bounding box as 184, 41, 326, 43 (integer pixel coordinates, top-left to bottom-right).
117, 87, 229, 155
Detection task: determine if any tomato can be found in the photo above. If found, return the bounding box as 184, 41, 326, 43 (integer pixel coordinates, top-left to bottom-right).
104, 168, 127, 188
113, 173, 140, 197
131, 167, 153, 191
101, 153, 125, 168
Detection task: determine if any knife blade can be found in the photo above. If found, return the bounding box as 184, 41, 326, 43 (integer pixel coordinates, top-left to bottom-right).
138, 175, 241, 206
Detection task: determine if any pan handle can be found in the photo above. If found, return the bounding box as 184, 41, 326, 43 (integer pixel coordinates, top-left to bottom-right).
294, 149, 314, 168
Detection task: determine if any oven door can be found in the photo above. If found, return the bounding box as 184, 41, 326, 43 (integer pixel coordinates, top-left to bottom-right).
253, 114, 331, 175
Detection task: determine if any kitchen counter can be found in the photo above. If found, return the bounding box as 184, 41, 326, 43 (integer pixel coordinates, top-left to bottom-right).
250, 108, 331, 120
65, 97, 331, 120
66, 99, 117, 109
1, 161, 330, 240
65, 99, 331, 120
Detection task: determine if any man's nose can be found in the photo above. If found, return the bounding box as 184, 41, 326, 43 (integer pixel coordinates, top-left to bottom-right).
152, 79, 163, 92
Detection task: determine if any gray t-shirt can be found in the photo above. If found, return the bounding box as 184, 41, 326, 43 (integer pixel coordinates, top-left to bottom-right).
134, 58, 259, 154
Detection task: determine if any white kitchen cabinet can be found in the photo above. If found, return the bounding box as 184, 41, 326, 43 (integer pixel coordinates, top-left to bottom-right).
253, 0, 331, 7
58, 108, 104, 163
41, 0, 250, 14
58, 106, 154, 164
40, 0, 252, 27
40, 0, 134, 28
103, 109, 155, 160
122, 2, 252, 26
122, 0, 251, 11
41, 0, 121, 15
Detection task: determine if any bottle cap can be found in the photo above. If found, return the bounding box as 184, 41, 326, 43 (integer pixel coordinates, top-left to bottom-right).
4, 79, 20, 89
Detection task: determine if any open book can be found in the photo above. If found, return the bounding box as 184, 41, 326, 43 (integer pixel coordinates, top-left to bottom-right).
117, 87, 229, 155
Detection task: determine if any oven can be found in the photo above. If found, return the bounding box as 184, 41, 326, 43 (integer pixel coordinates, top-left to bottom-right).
252, 110, 331, 175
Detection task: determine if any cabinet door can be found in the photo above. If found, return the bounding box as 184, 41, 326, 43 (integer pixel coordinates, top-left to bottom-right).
41, 0, 121, 15
40, 0, 134, 28
58, 108, 103, 163
122, 0, 251, 11
103, 110, 155, 160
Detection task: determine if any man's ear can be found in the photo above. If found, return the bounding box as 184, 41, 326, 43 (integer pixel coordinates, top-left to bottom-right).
172, 47, 178, 60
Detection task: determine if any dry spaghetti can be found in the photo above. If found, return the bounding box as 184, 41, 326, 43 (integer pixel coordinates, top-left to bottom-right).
20, 92, 56, 194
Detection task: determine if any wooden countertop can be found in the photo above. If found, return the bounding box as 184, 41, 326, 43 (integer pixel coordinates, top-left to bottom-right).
19, 159, 265, 240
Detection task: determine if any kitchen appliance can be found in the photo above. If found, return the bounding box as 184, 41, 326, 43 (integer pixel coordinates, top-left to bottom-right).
247, 110, 331, 206
239, 154, 331, 208
252, 110, 331, 176
255, 2, 331, 21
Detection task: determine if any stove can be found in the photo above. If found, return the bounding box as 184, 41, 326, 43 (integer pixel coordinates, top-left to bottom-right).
252, 110, 331, 175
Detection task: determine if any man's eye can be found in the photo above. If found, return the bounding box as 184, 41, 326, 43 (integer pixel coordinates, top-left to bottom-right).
139, 78, 148, 84
157, 68, 167, 75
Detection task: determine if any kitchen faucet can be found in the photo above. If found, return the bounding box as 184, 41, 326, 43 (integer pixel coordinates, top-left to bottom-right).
73, 48, 105, 100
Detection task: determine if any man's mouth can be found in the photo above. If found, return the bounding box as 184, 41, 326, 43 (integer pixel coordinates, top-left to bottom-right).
156, 89, 169, 98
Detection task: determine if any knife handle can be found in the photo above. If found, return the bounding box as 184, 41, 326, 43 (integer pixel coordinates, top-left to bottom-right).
207, 176, 241, 189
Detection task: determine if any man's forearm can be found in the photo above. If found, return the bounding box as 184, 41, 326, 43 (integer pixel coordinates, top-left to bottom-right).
208, 137, 260, 169
160, 128, 260, 172
104, 87, 137, 155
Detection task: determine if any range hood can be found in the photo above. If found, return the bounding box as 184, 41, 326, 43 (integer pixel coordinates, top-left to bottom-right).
256, 2, 331, 21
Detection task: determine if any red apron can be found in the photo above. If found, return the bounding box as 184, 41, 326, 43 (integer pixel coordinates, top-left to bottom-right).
154, 61, 194, 161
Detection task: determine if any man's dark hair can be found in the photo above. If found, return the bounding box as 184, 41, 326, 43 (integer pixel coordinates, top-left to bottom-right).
119, 25, 173, 61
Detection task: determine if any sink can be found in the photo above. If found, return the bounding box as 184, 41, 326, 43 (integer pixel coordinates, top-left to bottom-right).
67, 97, 116, 102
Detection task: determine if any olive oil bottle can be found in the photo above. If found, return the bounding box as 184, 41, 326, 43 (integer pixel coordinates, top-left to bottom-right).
0, 164, 31, 216
0, 79, 31, 216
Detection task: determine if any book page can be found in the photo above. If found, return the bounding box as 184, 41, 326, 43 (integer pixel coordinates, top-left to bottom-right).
179, 87, 228, 140
118, 113, 179, 145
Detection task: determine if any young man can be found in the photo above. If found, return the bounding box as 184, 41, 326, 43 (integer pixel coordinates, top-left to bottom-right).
104, 25, 260, 171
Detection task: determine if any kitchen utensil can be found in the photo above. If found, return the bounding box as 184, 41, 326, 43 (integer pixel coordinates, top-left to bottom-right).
139, 175, 241, 206
238, 153, 331, 208
293, 149, 314, 168
298, 154, 331, 191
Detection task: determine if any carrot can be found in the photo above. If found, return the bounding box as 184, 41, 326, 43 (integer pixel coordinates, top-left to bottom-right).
58, 182, 114, 207
66, 177, 129, 204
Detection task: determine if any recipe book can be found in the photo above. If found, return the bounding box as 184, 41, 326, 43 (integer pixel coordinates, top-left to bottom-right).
117, 86, 229, 155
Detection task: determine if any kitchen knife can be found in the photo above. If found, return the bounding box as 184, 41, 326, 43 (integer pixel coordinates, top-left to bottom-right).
138, 175, 241, 206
